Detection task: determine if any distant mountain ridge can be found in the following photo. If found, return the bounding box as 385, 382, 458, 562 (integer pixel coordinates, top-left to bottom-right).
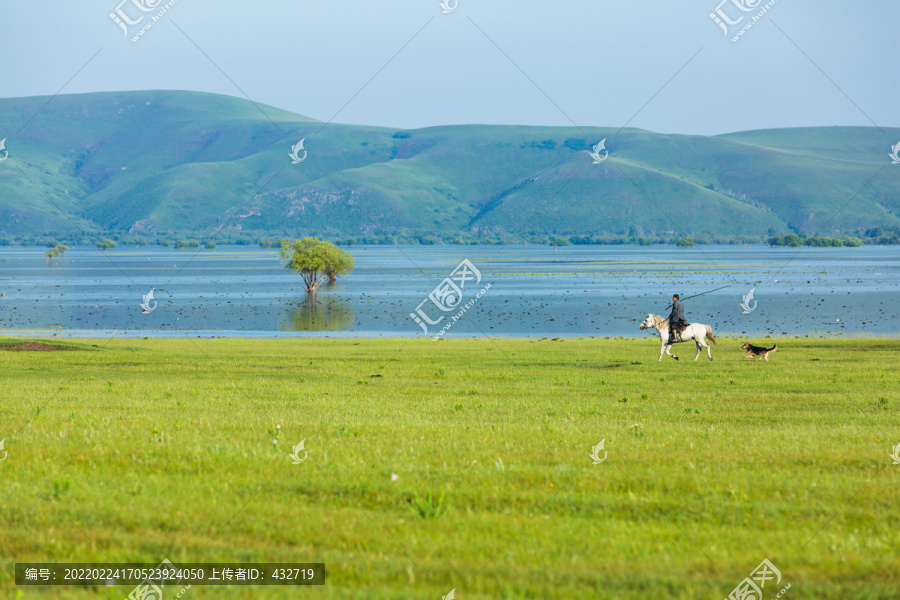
0, 90, 898, 243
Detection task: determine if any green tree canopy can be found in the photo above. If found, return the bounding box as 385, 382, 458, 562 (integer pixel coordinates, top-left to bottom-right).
45, 244, 68, 263
279, 237, 355, 293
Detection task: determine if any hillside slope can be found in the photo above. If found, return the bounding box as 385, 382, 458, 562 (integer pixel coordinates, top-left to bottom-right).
0, 91, 897, 240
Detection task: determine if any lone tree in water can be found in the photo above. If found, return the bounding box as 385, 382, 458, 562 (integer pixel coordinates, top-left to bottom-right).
45, 244, 68, 265
279, 237, 354, 294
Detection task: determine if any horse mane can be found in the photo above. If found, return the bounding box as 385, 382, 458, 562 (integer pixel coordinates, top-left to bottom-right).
653, 314, 669, 328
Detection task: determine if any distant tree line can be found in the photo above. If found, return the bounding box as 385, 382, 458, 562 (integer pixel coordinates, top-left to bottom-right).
863, 227, 900, 245
767, 233, 862, 248
2, 228, 898, 248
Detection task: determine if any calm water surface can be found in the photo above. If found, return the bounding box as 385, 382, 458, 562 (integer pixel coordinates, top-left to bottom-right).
0, 245, 897, 338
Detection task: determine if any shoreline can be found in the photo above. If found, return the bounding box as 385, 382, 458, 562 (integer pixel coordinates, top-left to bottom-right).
1, 332, 896, 342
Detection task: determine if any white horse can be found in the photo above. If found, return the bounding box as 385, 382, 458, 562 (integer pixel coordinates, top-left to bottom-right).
639, 314, 716, 362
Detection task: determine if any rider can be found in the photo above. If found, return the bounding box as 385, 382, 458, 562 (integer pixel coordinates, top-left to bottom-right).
668, 294, 686, 343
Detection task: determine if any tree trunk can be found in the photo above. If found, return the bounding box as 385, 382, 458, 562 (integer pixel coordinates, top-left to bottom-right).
305, 272, 326, 294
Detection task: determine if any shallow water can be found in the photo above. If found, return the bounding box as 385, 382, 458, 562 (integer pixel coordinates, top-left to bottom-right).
0, 244, 896, 339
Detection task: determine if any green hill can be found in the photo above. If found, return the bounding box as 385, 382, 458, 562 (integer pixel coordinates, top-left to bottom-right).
1, 90, 898, 243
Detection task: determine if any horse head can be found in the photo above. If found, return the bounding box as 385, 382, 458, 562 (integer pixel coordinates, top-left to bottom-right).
639, 314, 655, 330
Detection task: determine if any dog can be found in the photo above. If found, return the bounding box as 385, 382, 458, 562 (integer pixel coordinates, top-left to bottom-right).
742, 342, 777, 361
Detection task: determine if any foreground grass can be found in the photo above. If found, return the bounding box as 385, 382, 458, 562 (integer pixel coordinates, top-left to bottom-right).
0, 336, 898, 599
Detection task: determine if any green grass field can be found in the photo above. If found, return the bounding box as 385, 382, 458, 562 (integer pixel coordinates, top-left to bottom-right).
1, 336, 898, 599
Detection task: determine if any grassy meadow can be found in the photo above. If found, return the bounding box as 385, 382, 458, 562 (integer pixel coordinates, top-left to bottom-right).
0, 336, 898, 599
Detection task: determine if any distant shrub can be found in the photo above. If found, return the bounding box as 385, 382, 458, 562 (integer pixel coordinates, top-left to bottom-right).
175, 240, 200, 249
842, 236, 862, 247
768, 234, 803, 247
96, 239, 117, 250
46, 244, 68, 259
805, 236, 843, 247
676, 236, 694, 247
392, 132, 410, 139
205, 241, 216, 249
159, 240, 170, 247
524, 139, 557, 150
548, 236, 569, 247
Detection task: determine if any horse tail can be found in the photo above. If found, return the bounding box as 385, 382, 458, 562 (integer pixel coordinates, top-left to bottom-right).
705, 325, 717, 345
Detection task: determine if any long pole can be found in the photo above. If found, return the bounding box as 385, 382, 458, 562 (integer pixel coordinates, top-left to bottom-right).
664, 285, 731, 310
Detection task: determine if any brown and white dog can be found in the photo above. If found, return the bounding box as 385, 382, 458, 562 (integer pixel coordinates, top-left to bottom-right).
741, 342, 777, 361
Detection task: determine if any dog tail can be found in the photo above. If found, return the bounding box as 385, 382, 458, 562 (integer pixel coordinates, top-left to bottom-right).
769, 344, 777, 353
705, 325, 717, 345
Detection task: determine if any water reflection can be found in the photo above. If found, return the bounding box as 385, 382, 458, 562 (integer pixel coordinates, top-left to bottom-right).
279, 295, 354, 332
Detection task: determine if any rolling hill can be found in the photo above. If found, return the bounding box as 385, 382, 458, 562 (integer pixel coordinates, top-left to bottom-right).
1, 90, 898, 242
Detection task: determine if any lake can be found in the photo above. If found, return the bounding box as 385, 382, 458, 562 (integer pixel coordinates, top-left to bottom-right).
0, 244, 896, 339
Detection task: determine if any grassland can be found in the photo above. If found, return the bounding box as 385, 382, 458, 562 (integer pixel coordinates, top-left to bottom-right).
0, 336, 898, 599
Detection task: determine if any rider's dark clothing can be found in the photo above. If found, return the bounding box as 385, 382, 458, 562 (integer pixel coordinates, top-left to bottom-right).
669, 300, 685, 326
668, 299, 686, 341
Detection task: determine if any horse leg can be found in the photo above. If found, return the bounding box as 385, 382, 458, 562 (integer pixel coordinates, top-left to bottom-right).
694, 340, 701, 361
658, 342, 665, 362
696, 337, 712, 361
665, 344, 678, 360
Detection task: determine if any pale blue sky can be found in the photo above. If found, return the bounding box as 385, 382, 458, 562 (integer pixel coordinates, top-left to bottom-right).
0, 0, 896, 135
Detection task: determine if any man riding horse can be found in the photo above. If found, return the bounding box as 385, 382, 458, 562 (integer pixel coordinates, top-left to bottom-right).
668, 294, 686, 343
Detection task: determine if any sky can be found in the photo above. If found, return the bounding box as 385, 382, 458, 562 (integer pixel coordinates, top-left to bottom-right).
0, 0, 897, 136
